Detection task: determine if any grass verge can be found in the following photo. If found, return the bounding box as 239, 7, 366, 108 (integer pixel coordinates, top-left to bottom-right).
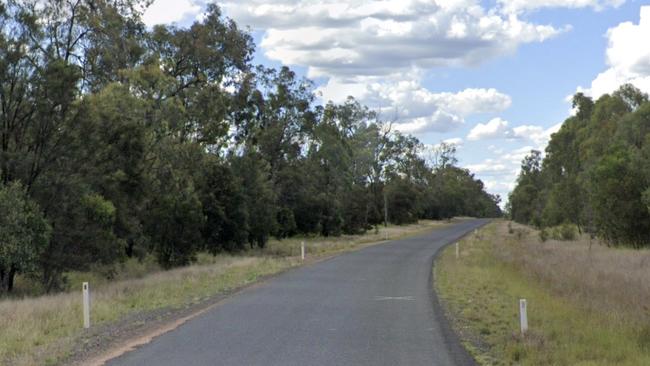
1, 219, 448, 366
435, 221, 650, 366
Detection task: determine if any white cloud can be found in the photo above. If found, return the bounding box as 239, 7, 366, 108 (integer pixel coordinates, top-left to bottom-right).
394, 111, 464, 133
498, 0, 625, 14
580, 6, 650, 98
467, 118, 510, 140
222, 0, 565, 80
443, 137, 464, 146
467, 119, 561, 147
318, 76, 512, 133
142, 0, 202, 26
142, 0, 525, 135
464, 161, 511, 176
463, 145, 537, 201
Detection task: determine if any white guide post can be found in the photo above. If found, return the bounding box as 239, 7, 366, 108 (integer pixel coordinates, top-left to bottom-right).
519, 299, 528, 336
83, 282, 90, 329
301, 241, 305, 261
455, 242, 459, 259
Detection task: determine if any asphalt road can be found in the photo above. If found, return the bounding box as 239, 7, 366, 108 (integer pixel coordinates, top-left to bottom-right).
107, 219, 487, 366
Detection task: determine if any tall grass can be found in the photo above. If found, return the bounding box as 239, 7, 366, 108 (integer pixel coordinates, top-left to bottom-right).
499, 222, 650, 323
435, 221, 650, 365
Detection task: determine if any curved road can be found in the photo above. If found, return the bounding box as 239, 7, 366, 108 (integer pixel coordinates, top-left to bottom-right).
107, 219, 486, 366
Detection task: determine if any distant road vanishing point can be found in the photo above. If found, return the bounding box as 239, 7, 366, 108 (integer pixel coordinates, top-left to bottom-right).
107, 219, 487, 366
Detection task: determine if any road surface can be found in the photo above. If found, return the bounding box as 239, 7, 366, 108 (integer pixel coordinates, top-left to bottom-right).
107, 219, 487, 366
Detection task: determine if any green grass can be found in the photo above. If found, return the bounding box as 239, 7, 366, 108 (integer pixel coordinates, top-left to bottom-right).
1, 219, 448, 366
435, 222, 650, 365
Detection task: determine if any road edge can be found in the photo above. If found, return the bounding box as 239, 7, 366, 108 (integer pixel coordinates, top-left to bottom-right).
428, 219, 491, 366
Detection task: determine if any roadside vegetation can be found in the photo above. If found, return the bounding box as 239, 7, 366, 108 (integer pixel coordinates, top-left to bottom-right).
508, 84, 650, 248
2, 219, 448, 366
436, 221, 650, 365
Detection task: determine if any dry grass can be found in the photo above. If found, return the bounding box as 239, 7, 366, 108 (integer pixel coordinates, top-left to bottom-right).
435, 221, 650, 365
261, 219, 451, 257
0, 256, 293, 366
0, 219, 447, 366
499, 222, 650, 324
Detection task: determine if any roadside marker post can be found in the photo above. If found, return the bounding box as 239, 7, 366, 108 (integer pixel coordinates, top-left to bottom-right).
83, 282, 90, 329
520, 299, 528, 336
301, 241, 305, 260
455, 242, 459, 259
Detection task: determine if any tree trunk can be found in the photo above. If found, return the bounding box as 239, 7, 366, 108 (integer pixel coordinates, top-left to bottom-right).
6, 266, 16, 292
0, 267, 5, 293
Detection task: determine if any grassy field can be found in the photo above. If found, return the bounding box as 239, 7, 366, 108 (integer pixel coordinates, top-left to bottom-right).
1, 220, 448, 366
435, 221, 650, 365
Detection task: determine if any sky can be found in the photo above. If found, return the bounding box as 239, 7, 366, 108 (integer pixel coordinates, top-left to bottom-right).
142, 0, 650, 203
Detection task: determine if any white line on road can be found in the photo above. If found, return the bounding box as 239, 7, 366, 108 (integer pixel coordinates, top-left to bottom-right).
374, 296, 415, 301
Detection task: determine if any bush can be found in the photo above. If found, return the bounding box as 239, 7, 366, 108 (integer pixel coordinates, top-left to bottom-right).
539, 229, 549, 242
539, 223, 578, 242
558, 223, 577, 241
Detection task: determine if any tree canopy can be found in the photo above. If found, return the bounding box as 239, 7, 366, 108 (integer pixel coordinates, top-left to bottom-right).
509, 84, 650, 248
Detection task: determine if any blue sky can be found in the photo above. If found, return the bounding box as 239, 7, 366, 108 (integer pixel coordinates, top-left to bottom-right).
143, 0, 650, 203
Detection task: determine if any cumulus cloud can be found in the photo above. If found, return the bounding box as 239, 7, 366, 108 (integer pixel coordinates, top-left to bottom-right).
498, 0, 625, 14
467, 118, 510, 140
141, 0, 578, 136
141, 0, 588, 142
579, 6, 650, 98
467, 119, 561, 147
142, 0, 202, 26
318, 77, 512, 133
220, 0, 565, 80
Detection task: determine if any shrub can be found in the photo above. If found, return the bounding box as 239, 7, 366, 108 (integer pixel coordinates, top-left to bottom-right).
558, 223, 577, 241
539, 229, 549, 242
539, 223, 578, 242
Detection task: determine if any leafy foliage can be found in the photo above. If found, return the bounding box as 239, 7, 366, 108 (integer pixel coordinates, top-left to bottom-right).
509, 84, 650, 247
0, 183, 50, 293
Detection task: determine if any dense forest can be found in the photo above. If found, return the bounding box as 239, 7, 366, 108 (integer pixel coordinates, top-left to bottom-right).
0, 0, 500, 294
509, 84, 650, 247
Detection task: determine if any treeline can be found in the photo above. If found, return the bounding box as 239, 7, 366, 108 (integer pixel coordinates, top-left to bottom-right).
508, 84, 650, 247
0, 1, 500, 294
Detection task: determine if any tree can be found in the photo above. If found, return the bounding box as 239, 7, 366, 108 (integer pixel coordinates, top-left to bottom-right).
232, 151, 277, 248
0, 182, 50, 293
510, 84, 650, 247
201, 159, 249, 252
509, 150, 544, 226
588, 146, 650, 247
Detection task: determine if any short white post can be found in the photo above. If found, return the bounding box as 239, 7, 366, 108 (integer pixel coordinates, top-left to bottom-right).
519, 299, 528, 336
301, 241, 305, 260
83, 282, 90, 329
455, 242, 459, 259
